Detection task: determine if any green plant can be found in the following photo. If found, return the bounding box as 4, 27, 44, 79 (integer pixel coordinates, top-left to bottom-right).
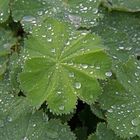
0, 0, 140, 140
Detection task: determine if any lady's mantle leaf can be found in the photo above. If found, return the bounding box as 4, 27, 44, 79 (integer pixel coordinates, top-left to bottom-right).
62, 0, 102, 28
99, 58, 140, 138
102, 0, 140, 12
93, 9, 140, 64
19, 18, 111, 114
0, 79, 76, 140
0, 111, 76, 140
11, 0, 102, 32
0, 0, 10, 23
0, 27, 17, 77
88, 123, 123, 140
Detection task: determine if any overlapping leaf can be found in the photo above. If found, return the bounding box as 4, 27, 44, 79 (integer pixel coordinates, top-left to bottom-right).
11, 0, 102, 32
88, 123, 139, 140
0, 78, 31, 124
0, 111, 76, 140
88, 123, 122, 140
0, 27, 17, 77
102, 0, 140, 12
99, 58, 140, 138
0, 0, 10, 23
19, 18, 112, 114
92, 9, 140, 67
0, 78, 76, 140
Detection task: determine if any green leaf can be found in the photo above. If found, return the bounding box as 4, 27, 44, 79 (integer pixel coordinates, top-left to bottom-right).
19, 18, 111, 114
0, 0, 10, 23
8, 52, 22, 94
0, 78, 31, 123
0, 111, 76, 140
0, 78, 76, 140
74, 127, 88, 140
102, 0, 140, 12
88, 123, 123, 140
62, 0, 102, 28
0, 27, 17, 77
11, 0, 102, 32
99, 58, 140, 138
90, 103, 106, 120
92, 9, 140, 66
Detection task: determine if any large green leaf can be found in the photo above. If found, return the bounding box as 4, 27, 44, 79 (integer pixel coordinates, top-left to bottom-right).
0, 78, 76, 140
102, 0, 140, 12
19, 18, 112, 114
11, 0, 102, 32
99, 58, 140, 138
92, 9, 140, 66
0, 0, 10, 23
0, 111, 76, 140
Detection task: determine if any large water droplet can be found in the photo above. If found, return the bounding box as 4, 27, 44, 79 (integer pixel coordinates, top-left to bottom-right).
23, 137, 29, 140
105, 72, 112, 77
22, 16, 36, 23
131, 118, 140, 126
75, 82, 81, 89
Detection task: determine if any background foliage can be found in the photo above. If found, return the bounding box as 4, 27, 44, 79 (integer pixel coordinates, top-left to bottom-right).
0, 0, 140, 139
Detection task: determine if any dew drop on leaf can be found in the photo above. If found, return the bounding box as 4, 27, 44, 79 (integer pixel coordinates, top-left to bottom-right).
23, 137, 28, 140
7, 116, 12, 122
21, 16, 36, 23
59, 105, 65, 111
131, 118, 140, 126
81, 64, 88, 69
105, 72, 112, 77
69, 72, 75, 78
74, 82, 81, 89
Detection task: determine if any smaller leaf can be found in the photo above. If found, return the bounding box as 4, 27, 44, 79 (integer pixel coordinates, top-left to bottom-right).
102, 0, 140, 12
0, 0, 10, 23
88, 123, 123, 140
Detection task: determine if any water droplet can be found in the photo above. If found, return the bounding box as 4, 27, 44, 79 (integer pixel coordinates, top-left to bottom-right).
57, 91, 62, 95
65, 41, 70, 46
81, 64, 88, 69
47, 38, 52, 42
0, 12, 4, 16
7, 116, 12, 122
37, 11, 43, 16
131, 118, 140, 126
96, 66, 100, 70
33, 124, 36, 127
59, 105, 65, 111
105, 72, 112, 77
119, 46, 124, 50
74, 82, 81, 89
22, 16, 36, 23
68, 14, 81, 27
69, 72, 75, 78
51, 48, 56, 53
23, 137, 28, 140
129, 132, 133, 135
107, 109, 113, 113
